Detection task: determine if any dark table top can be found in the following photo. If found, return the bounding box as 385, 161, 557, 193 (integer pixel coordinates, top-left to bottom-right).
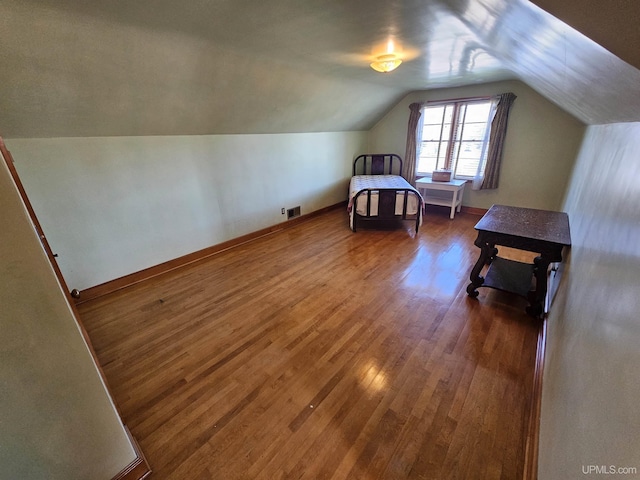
475, 204, 571, 246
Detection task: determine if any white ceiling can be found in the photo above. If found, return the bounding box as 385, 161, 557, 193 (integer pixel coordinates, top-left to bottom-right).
1, 0, 639, 138
529, 0, 640, 70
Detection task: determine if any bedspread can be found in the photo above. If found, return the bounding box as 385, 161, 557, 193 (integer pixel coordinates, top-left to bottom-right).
348, 175, 423, 229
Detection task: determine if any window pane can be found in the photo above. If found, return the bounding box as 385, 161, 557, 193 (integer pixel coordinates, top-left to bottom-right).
464, 102, 492, 122
449, 141, 461, 170
441, 123, 452, 140
422, 124, 444, 141
423, 105, 453, 125
456, 162, 480, 177
452, 101, 492, 178
436, 141, 449, 169
418, 141, 449, 173
459, 123, 486, 141
455, 142, 484, 176
417, 100, 491, 177
423, 105, 445, 122
421, 142, 441, 157
417, 156, 437, 173
460, 142, 484, 157
420, 105, 453, 174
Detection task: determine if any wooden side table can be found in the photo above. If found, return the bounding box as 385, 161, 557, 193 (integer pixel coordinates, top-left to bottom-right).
415, 177, 467, 219
466, 204, 571, 317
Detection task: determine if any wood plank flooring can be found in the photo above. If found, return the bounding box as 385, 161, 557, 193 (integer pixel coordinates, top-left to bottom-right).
78, 207, 540, 480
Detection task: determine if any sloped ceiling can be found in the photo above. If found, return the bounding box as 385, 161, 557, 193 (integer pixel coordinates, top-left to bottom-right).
529, 0, 640, 70
1, 0, 639, 138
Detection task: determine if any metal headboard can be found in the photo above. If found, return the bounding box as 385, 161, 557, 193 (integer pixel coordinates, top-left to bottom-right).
353, 154, 403, 176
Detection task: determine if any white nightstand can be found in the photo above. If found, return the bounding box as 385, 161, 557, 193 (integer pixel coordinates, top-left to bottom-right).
416, 177, 467, 219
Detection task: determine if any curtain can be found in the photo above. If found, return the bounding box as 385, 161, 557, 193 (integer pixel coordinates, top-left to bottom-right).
403, 102, 424, 186
472, 98, 498, 190
480, 92, 517, 190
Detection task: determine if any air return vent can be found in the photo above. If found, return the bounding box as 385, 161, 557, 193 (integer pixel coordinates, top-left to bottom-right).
287, 206, 301, 219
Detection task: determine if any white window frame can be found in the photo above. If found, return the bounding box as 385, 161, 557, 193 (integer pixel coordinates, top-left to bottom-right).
416, 98, 496, 183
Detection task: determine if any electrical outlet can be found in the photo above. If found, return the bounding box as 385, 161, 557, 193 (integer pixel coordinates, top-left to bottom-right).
281, 208, 285, 215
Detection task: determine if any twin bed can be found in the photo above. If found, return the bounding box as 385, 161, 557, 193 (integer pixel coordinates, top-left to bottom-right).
347, 154, 424, 233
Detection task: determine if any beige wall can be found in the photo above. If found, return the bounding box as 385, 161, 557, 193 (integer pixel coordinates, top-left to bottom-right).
538, 122, 640, 478
368, 80, 585, 211
9, 132, 367, 290
8, 80, 586, 290
0, 156, 136, 478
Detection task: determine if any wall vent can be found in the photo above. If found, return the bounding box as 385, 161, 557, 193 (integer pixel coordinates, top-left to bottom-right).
287, 206, 301, 219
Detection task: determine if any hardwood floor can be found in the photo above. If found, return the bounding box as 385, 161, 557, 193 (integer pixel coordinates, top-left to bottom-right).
78, 207, 540, 480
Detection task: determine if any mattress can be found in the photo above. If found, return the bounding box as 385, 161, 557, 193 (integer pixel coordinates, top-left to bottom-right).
348, 175, 423, 228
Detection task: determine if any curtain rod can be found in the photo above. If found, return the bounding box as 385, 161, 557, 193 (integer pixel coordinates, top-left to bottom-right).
424, 95, 494, 106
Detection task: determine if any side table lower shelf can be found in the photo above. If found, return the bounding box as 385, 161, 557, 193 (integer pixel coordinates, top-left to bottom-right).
467, 254, 550, 318
482, 256, 535, 297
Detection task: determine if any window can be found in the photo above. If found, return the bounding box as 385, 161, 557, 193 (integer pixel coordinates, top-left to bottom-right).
417, 99, 494, 179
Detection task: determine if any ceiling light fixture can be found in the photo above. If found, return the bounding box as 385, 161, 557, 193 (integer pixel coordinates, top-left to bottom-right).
370, 53, 402, 73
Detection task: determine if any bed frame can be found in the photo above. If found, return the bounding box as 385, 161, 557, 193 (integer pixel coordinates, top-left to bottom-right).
352, 153, 403, 176
350, 154, 423, 233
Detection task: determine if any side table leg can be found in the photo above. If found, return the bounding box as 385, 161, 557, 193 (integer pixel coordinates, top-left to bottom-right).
467, 239, 497, 298
450, 190, 457, 219
526, 255, 551, 317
